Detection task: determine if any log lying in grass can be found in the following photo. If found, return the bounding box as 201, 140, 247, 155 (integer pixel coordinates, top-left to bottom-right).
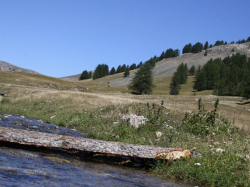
0, 126, 191, 160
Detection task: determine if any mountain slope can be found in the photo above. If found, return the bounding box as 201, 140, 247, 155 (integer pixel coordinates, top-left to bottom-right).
0, 60, 40, 75
60, 42, 250, 87
108, 42, 250, 87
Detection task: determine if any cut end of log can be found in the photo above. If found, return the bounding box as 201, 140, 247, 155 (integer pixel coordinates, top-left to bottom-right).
155, 149, 192, 160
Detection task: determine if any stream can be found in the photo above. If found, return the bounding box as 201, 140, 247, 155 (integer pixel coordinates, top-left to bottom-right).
0, 114, 191, 187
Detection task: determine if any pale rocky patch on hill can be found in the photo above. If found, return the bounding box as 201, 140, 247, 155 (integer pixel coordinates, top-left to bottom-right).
0, 60, 40, 75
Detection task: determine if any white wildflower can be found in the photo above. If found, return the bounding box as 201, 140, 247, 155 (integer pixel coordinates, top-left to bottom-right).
194, 163, 201, 166
156, 131, 163, 138
215, 148, 225, 153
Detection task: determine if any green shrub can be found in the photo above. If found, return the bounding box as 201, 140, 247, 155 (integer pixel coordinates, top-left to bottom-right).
181, 98, 238, 137
1, 98, 10, 104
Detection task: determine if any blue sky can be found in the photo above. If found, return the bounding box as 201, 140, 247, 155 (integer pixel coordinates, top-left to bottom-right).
0, 0, 249, 78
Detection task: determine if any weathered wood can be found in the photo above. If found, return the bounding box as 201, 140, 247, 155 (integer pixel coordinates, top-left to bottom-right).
0, 126, 191, 160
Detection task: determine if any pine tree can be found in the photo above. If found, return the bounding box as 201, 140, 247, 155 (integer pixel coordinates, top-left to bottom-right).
204, 41, 209, 50
176, 62, 188, 84
174, 49, 180, 57
128, 63, 155, 94
137, 61, 143, 68
165, 48, 174, 58
121, 64, 126, 72
191, 42, 203, 53
169, 74, 181, 95
247, 36, 250, 42
93, 71, 99, 80
193, 70, 206, 91
116, 65, 122, 73
79, 70, 89, 80
204, 50, 208, 56
159, 51, 165, 61
241, 39, 246, 43
124, 68, 130, 77
129, 63, 137, 70
189, 65, 196, 75
109, 67, 116, 75
182, 43, 192, 54
88, 71, 92, 79
214, 40, 221, 46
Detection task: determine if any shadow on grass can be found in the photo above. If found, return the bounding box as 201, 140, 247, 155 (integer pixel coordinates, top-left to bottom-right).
236, 101, 250, 105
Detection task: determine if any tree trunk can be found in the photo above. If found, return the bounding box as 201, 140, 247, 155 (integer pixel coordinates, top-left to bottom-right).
0, 126, 191, 160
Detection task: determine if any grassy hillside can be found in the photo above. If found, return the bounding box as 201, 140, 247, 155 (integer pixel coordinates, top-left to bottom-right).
1, 69, 250, 187
0, 70, 249, 128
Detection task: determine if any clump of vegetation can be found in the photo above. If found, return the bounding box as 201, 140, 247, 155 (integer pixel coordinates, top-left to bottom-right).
1, 98, 10, 104
193, 53, 250, 99
181, 98, 238, 137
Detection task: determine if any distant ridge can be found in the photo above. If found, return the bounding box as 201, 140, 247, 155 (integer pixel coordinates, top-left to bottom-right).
0, 60, 40, 75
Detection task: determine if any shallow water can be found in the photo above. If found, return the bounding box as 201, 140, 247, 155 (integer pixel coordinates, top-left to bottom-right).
0, 114, 190, 186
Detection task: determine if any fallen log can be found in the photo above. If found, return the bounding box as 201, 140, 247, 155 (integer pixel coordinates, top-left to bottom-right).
0, 126, 191, 160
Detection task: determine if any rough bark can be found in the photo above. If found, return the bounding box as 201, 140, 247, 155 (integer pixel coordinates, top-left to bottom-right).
0, 126, 191, 160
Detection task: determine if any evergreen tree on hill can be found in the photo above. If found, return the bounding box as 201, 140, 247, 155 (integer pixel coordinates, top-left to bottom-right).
169, 62, 188, 95
182, 43, 192, 54
241, 39, 246, 43
79, 70, 89, 80
137, 61, 143, 68
191, 42, 203, 53
88, 71, 92, 79
128, 63, 155, 94
116, 65, 122, 73
189, 65, 196, 75
159, 51, 165, 61
193, 70, 206, 91
129, 63, 137, 70
93, 64, 109, 79
165, 48, 174, 58
175, 62, 188, 84
169, 74, 181, 95
193, 53, 250, 99
174, 49, 180, 57
109, 67, 116, 75
121, 64, 127, 72
124, 67, 130, 77
204, 41, 209, 50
